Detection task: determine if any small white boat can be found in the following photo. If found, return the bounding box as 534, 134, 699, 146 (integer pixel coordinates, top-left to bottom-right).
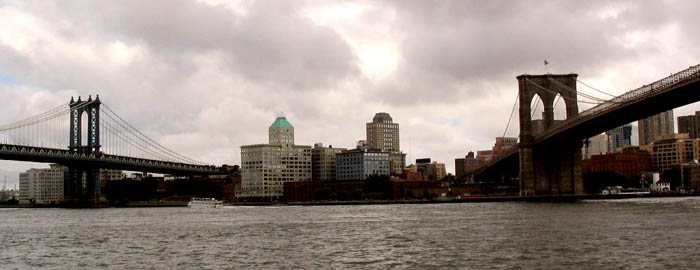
187, 198, 223, 208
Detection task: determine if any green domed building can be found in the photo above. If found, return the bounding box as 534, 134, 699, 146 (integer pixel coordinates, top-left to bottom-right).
238, 115, 312, 200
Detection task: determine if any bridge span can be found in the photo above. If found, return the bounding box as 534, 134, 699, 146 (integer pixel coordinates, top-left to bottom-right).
0, 95, 222, 204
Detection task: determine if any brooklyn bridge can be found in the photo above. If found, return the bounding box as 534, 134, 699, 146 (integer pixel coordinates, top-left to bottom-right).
469, 64, 700, 196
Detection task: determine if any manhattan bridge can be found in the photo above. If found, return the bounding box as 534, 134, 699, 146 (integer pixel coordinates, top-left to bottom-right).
0, 95, 221, 205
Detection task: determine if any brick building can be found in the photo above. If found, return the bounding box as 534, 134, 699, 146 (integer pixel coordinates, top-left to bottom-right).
583, 149, 652, 181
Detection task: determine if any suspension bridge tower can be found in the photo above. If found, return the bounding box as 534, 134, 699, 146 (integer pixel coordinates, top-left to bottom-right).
65, 95, 104, 206
517, 74, 585, 196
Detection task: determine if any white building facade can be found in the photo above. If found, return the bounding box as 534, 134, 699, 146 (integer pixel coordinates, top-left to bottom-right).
19, 164, 67, 204
19, 165, 122, 204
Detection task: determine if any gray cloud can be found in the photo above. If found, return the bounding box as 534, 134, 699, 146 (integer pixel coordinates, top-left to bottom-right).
1, 0, 700, 176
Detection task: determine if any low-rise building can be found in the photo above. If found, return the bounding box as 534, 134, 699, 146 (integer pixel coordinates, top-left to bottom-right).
416, 158, 447, 181
583, 148, 652, 182
400, 167, 423, 181
0, 189, 19, 202
650, 173, 671, 193
99, 169, 125, 192
650, 133, 696, 172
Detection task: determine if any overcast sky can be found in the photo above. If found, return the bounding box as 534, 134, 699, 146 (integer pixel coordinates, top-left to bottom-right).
2, 0, 700, 187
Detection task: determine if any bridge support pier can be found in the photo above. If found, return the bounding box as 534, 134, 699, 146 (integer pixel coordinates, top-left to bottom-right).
63, 166, 104, 207
524, 142, 584, 196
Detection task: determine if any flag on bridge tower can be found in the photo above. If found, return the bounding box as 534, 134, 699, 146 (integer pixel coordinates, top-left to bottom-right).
544, 59, 549, 66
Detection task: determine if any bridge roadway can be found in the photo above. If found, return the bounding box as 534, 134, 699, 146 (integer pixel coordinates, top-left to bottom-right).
0, 144, 222, 175
472, 65, 700, 180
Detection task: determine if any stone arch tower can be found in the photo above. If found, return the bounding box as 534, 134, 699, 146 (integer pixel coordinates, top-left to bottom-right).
516, 74, 584, 196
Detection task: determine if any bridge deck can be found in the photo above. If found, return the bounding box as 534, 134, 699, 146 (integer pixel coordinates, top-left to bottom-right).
0, 144, 221, 175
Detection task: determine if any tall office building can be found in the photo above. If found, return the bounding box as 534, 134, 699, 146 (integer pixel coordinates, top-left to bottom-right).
631, 125, 639, 146
311, 143, 346, 181
677, 111, 700, 139
606, 124, 633, 152
366, 112, 405, 174
638, 110, 674, 146
239, 116, 312, 199
367, 113, 399, 152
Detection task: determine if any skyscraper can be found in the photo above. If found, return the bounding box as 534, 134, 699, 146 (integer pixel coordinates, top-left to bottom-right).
366, 112, 400, 152
677, 111, 700, 139
239, 116, 312, 200
638, 110, 674, 146
366, 112, 405, 174
606, 124, 633, 152
678, 115, 697, 138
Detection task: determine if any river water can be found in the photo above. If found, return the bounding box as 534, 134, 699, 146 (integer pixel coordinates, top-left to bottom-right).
1, 197, 700, 269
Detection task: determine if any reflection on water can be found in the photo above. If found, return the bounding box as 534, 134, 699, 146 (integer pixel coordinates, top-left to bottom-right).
2, 197, 700, 269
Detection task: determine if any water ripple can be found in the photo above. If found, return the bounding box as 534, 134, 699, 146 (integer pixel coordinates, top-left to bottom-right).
2, 198, 700, 268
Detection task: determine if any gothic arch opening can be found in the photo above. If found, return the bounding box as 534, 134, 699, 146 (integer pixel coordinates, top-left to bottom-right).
553, 94, 566, 122
530, 93, 545, 120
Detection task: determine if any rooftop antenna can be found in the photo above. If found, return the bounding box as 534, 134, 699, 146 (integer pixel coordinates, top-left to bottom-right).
2, 176, 5, 192
409, 136, 413, 166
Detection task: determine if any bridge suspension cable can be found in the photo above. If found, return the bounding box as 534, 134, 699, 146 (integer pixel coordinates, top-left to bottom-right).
546, 78, 613, 104
576, 79, 617, 98
525, 78, 605, 105
99, 104, 205, 165
0, 99, 207, 166
0, 102, 95, 149
502, 91, 519, 138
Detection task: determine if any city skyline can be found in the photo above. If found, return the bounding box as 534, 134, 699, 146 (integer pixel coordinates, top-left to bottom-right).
2, 1, 700, 187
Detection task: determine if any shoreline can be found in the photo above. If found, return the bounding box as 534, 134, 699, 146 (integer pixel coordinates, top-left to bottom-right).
279, 193, 700, 206
2, 193, 697, 208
